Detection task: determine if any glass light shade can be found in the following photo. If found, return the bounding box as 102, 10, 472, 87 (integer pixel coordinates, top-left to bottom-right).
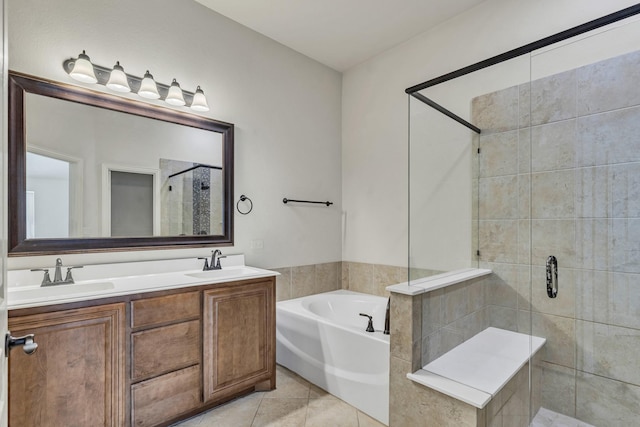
165, 79, 186, 106
106, 62, 131, 92
190, 86, 209, 112
69, 51, 97, 84
138, 71, 160, 99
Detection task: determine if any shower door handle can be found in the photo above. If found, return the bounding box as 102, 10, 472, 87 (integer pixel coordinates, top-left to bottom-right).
546, 255, 558, 298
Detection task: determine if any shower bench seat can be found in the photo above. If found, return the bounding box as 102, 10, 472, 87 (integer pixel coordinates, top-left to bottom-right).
408, 327, 545, 425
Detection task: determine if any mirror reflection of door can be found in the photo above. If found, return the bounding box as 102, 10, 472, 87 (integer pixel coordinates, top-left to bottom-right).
109, 171, 154, 237
25, 151, 80, 238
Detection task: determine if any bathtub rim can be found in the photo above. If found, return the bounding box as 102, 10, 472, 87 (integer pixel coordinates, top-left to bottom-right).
277, 289, 390, 344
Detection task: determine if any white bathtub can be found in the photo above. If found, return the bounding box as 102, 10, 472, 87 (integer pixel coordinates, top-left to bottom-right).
276, 290, 390, 425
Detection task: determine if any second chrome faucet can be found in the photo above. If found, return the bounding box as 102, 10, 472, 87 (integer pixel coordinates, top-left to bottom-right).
199, 250, 225, 271
31, 258, 83, 286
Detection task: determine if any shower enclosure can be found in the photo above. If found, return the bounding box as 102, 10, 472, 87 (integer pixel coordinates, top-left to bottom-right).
408, 5, 640, 426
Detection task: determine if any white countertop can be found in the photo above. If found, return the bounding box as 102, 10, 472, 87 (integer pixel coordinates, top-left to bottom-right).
386, 268, 491, 296
7, 254, 279, 310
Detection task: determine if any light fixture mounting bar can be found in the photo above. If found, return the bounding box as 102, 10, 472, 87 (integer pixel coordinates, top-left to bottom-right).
62, 58, 195, 105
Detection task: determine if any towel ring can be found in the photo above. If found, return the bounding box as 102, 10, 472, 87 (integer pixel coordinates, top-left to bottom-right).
236, 195, 253, 215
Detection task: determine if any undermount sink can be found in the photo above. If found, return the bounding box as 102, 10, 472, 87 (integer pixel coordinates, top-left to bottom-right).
8, 281, 115, 302
185, 267, 263, 280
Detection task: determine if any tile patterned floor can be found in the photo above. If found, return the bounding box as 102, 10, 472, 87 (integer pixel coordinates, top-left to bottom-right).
172, 365, 386, 427
531, 408, 596, 427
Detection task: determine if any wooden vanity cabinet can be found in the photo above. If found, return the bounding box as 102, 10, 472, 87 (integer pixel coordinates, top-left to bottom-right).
130, 291, 202, 427
8, 276, 276, 427
8, 303, 126, 427
203, 280, 276, 403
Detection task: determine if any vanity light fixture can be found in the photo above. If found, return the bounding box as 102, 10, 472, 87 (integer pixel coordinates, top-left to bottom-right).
138, 71, 161, 99
105, 61, 131, 93
63, 51, 210, 112
165, 79, 186, 106
190, 86, 210, 112
68, 50, 98, 84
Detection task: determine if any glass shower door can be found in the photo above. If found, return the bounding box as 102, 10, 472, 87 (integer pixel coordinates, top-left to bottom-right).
527, 16, 640, 426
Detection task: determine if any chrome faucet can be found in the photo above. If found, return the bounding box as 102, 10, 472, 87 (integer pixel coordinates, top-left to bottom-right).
199, 250, 225, 271
31, 258, 83, 287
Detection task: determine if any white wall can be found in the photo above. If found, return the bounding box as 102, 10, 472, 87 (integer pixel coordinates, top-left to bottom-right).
342, 0, 640, 267
7, 0, 342, 270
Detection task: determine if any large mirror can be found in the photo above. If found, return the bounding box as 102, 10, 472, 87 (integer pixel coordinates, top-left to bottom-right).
9, 72, 234, 255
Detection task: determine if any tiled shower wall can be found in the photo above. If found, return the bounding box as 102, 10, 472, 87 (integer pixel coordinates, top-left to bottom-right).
473, 50, 640, 426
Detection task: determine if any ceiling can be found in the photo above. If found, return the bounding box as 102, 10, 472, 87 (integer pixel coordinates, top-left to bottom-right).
194, 0, 487, 71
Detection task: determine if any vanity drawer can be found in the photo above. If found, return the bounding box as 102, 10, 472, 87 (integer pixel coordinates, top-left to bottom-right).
132, 364, 201, 427
131, 291, 199, 329
132, 320, 200, 381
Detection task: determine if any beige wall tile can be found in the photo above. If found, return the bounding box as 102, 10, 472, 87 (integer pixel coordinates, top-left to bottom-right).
422, 289, 443, 336
577, 50, 640, 116
342, 261, 350, 290
530, 70, 576, 126
373, 264, 406, 297
472, 86, 519, 134
575, 269, 611, 324
479, 220, 518, 263
531, 170, 576, 219
576, 371, 640, 427
479, 131, 519, 177
291, 264, 316, 299
611, 162, 640, 218
575, 166, 609, 219
577, 106, 640, 167
518, 128, 531, 174
612, 219, 640, 274
390, 293, 418, 363
519, 83, 530, 129
348, 262, 374, 295
517, 175, 530, 220
531, 220, 577, 268
532, 313, 575, 368
315, 262, 339, 293
576, 320, 640, 386
541, 361, 576, 418
489, 305, 517, 332
479, 176, 519, 220
485, 264, 518, 309
452, 307, 489, 341
390, 356, 479, 427
611, 272, 640, 330
468, 277, 487, 312
516, 309, 531, 335
575, 219, 610, 271
517, 220, 530, 265
273, 267, 292, 302
516, 266, 531, 312
530, 120, 576, 172
576, 270, 640, 330
442, 282, 470, 325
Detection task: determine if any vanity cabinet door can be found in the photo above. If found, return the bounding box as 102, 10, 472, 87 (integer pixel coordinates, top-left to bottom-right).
8, 303, 126, 427
203, 279, 275, 403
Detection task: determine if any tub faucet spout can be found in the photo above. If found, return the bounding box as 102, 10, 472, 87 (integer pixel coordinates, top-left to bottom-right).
359, 313, 375, 332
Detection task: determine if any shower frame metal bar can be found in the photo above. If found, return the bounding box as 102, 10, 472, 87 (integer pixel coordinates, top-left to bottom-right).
168, 163, 222, 179
405, 3, 640, 132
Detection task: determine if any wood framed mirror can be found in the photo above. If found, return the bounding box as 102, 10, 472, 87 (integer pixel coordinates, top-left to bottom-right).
8, 71, 234, 255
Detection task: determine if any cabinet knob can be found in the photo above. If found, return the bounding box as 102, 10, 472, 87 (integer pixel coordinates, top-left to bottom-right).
5, 332, 38, 356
